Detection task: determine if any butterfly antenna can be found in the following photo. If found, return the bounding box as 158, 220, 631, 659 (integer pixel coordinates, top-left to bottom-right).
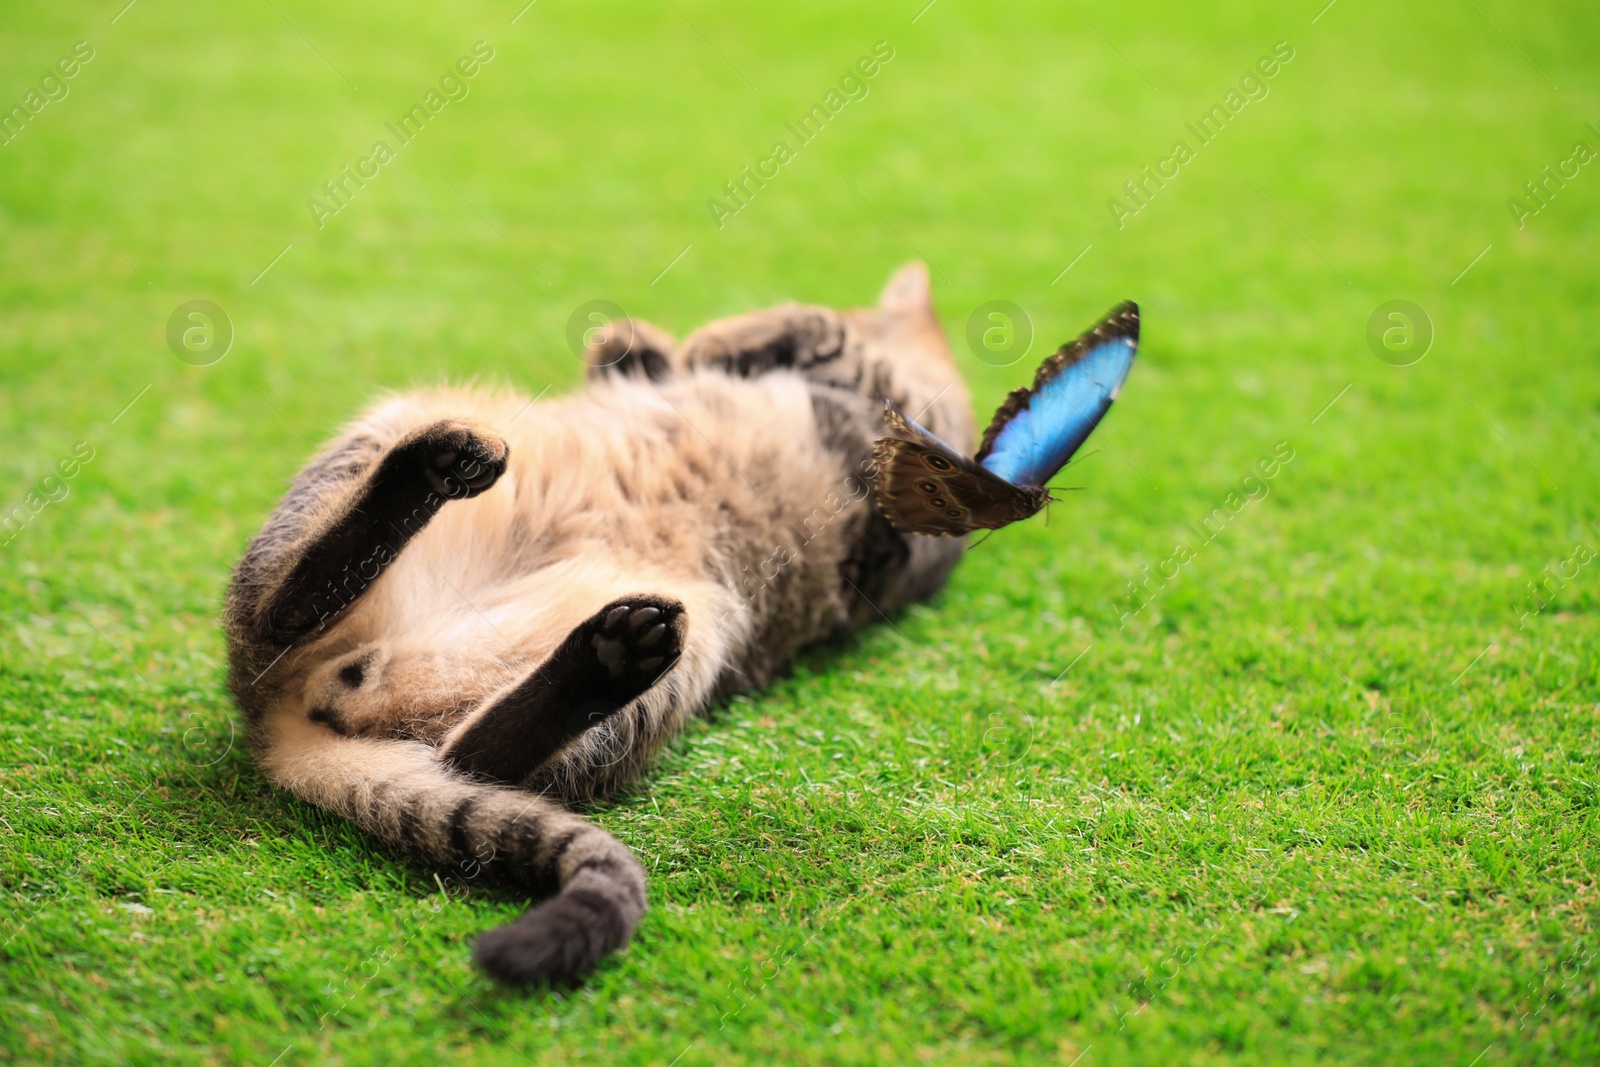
1064, 448, 1101, 470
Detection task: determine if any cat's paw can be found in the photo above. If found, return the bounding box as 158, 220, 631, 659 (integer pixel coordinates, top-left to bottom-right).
583, 317, 679, 382
678, 306, 850, 379
438, 594, 688, 785
390, 419, 510, 501
588, 595, 685, 684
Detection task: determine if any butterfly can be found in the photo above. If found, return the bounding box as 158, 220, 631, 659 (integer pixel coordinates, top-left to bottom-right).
871, 300, 1139, 537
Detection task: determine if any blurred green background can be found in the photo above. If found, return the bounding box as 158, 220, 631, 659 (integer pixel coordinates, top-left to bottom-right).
2, 1, 1597, 1064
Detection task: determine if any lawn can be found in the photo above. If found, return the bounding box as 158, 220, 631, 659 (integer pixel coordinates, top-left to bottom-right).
2, 0, 1598, 1063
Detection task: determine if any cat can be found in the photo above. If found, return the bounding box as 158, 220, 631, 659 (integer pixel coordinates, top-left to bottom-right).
222, 262, 975, 984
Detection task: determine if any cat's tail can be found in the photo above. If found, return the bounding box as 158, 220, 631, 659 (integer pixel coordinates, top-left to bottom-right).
256, 708, 646, 984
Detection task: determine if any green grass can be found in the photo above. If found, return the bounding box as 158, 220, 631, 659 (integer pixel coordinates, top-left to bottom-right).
3, 0, 1598, 1063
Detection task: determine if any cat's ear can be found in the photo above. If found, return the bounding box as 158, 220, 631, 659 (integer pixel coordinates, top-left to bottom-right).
879, 261, 933, 316
584, 318, 679, 382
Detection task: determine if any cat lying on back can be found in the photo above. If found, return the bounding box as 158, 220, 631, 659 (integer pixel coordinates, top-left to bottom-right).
223, 263, 974, 984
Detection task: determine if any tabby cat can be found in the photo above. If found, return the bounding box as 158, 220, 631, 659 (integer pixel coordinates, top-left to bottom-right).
223, 263, 974, 983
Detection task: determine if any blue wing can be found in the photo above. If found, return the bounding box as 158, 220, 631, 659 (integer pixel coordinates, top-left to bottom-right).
976, 302, 1138, 488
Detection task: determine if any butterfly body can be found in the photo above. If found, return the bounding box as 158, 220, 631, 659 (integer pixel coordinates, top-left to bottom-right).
871, 301, 1139, 537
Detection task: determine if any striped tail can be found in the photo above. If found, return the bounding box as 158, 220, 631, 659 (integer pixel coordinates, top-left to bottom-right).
258, 709, 647, 983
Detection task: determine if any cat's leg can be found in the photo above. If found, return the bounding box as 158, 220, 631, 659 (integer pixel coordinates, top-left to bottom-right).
582, 317, 680, 383
439, 594, 687, 784
672, 273, 970, 455
227, 415, 508, 649
676, 304, 866, 391
512, 581, 740, 802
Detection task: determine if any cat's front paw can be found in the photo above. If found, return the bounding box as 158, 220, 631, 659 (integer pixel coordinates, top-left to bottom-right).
391, 419, 510, 500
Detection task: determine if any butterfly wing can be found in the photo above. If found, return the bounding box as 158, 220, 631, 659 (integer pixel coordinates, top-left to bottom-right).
871, 401, 1045, 536
976, 301, 1139, 488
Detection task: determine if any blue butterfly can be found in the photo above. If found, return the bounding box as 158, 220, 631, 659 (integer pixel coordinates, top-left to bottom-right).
872, 301, 1138, 536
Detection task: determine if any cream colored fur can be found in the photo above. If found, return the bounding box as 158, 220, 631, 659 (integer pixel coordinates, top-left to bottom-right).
223, 262, 973, 982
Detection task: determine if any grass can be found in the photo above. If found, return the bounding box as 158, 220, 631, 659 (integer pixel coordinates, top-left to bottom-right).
2, 0, 1598, 1063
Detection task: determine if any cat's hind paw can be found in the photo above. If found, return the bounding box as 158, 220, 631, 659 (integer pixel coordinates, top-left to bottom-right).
438, 595, 687, 785
588, 595, 685, 688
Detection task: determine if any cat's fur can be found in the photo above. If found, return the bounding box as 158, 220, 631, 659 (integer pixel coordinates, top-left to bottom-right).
223, 263, 973, 983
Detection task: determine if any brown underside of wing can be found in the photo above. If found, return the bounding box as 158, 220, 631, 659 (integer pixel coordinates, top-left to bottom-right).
871, 435, 1040, 536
